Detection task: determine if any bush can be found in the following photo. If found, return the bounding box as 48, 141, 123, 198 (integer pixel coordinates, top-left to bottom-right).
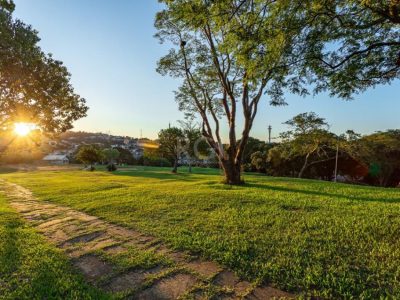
106, 164, 117, 171
143, 156, 171, 167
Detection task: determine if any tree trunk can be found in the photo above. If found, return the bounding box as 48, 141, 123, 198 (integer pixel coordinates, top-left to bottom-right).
298, 153, 310, 178
172, 159, 178, 173
188, 160, 192, 173
221, 160, 242, 185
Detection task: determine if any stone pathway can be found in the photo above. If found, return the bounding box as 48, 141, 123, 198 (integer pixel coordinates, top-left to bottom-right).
2, 181, 294, 299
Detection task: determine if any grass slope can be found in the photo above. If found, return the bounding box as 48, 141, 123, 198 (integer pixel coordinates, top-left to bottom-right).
2, 166, 400, 298
0, 188, 109, 299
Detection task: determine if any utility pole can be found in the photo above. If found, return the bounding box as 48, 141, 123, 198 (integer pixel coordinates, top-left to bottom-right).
268, 125, 272, 144
334, 141, 339, 182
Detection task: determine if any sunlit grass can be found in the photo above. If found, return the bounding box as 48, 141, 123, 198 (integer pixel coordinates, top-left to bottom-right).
2, 166, 400, 298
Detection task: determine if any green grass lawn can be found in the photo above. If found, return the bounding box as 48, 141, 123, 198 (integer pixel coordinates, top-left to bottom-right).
0, 187, 109, 299
2, 166, 400, 298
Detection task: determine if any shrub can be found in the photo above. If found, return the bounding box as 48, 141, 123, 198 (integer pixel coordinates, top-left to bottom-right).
106, 164, 117, 171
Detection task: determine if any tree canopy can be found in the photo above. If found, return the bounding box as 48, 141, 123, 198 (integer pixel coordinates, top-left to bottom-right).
76, 145, 103, 170
0, 1, 88, 135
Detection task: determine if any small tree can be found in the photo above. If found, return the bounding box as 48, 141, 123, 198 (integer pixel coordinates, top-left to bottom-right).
278, 113, 338, 178
76, 145, 103, 171
103, 148, 120, 163
102, 148, 120, 171
179, 119, 201, 173
158, 127, 185, 173
114, 147, 135, 165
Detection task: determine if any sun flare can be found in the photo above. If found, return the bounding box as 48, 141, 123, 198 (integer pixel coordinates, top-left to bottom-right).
14, 122, 36, 137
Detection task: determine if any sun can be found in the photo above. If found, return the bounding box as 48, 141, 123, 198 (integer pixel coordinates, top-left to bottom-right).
14, 122, 36, 137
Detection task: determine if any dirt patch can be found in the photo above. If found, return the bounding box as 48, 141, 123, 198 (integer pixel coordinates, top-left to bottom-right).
133, 273, 198, 300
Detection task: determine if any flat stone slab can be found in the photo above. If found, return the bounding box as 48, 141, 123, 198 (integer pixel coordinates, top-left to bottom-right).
133, 273, 198, 300
184, 259, 222, 278
64, 231, 105, 245
104, 267, 165, 293
105, 270, 147, 293
214, 270, 240, 288
73, 254, 113, 282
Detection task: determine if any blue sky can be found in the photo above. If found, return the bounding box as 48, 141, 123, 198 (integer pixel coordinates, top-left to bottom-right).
13, 0, 400, 140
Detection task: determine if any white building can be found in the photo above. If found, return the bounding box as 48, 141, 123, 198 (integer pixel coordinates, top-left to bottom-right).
42, 154, 69, 165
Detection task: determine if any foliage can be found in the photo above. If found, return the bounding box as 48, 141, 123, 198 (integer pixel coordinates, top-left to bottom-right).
114, 147, 135, 165
106, 163, 117, 172
276, 113, 338, 178
75, 145, 103, 170
0, 2, 88, 135
242, 137, 267, 165
346, 130, 400, 186
250, 150, 267, 172
178, 119, 202, 172
143, 155, 171, 167
3, 167, 400, 298
179, 119, 201, 157
102, 148, 120, 164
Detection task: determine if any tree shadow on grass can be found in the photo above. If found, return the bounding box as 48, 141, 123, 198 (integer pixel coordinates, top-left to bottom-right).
0, 214, 23, 276
244, 182, 400, 204
0, 166, 19, 174
112, 169, 199, 182
112, 166, 221, 182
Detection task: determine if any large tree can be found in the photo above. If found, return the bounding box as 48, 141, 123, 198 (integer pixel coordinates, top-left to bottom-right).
156, 0, 309, 184
0, 1, 88, 136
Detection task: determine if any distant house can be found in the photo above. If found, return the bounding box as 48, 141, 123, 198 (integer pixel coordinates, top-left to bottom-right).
42, 154, 69, 165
